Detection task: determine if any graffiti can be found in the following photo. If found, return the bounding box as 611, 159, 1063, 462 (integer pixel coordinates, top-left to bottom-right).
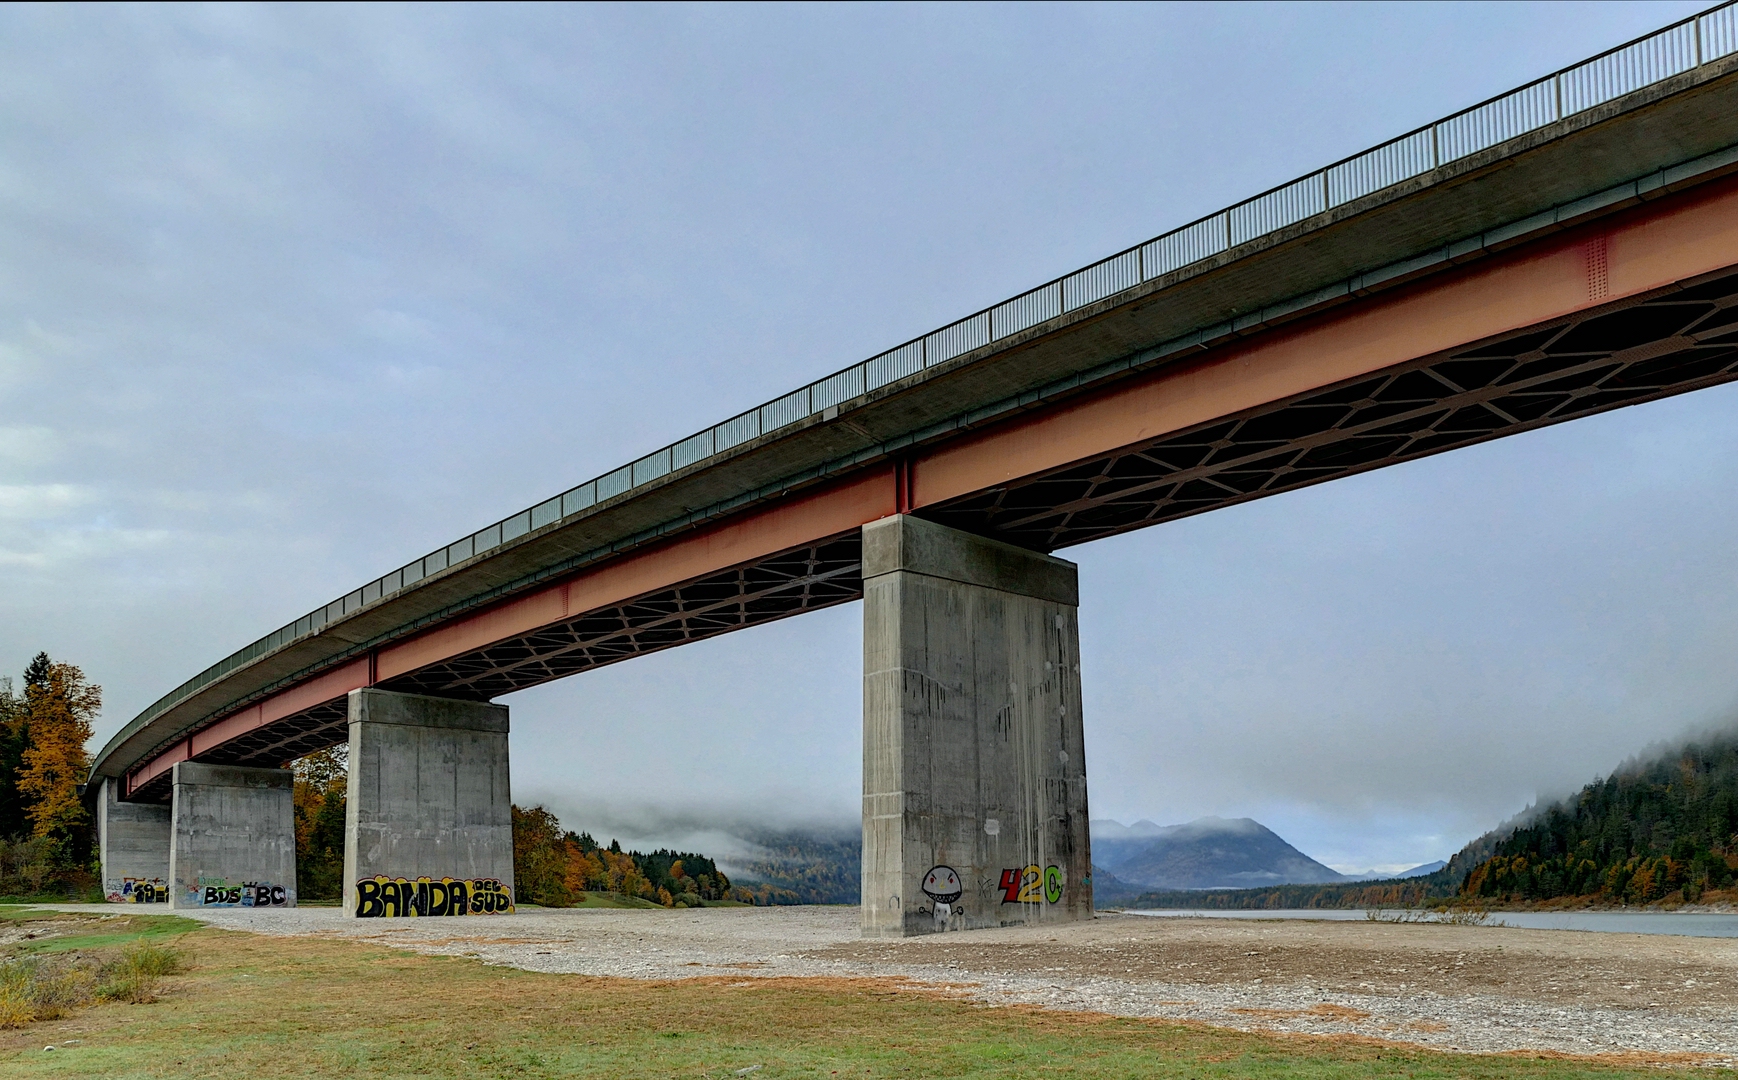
920, 865, 962, 904
105, 878, 167, 904
998, 865, 1064, 904
183, 879, 293, 908
353, 876, 514, 917
920, 865, 962, 930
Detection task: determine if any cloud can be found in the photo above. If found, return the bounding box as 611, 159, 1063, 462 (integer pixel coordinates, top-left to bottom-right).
0, 483, 91, 519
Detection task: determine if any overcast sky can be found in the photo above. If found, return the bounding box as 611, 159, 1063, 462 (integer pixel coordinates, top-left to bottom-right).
2, 1, 1729, 874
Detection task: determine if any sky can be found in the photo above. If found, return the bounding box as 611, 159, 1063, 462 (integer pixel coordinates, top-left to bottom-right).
2, 1, 1730, 875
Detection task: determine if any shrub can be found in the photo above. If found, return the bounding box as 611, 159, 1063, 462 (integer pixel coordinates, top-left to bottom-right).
97, 942, 185, 1004
0, 954, 100, 1026
0, 941, 186, 1024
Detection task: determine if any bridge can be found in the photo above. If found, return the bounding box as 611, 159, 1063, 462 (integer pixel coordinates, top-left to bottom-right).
91, 5, 1738, 932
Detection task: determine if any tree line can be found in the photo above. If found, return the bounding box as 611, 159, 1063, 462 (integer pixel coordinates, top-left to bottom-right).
0, 653, 99, 898
1460, 729, 1738, 905
289, 751, 753, 907
511, 804, 746, 907
1118, 876, 1454, 911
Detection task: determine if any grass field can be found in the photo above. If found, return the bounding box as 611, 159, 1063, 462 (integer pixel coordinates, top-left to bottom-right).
0, 906, 1723, 1079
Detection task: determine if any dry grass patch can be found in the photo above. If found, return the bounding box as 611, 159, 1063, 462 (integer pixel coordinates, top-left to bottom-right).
0, 925, 1727, 1078
1230, 1003, 1374, 1023
0, 941, 184, 1025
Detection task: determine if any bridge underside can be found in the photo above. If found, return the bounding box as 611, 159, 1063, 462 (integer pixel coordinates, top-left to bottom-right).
126, 536, 866, 800
930, 266, 1738, 549
124, 261, 1738, 801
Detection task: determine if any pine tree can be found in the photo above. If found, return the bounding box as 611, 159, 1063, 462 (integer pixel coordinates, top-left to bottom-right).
17, 658, 99, 854
0, 676, 28, 839
0, 655, 54, 840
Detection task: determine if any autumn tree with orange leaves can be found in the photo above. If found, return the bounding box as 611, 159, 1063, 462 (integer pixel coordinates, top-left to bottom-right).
18, 654, 99, 849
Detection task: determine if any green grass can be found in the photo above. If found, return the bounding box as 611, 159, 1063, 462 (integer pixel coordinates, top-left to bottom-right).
0, 908, 201, 955
557, 891, 675, 909
0, 910, 1722, 1079
19, 923, 197, 955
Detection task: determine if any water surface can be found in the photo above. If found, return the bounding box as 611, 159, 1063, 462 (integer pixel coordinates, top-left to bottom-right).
1118, 907, 1738, 938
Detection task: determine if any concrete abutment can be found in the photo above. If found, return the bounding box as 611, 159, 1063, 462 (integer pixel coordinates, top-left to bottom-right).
343, 688, 515, 917
861, 514, 1092, 937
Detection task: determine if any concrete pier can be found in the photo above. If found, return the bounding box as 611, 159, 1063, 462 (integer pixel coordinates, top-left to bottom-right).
97, 777, 170, 904
168, 763, 296, 910
343, 688, 515, 918
861, 514, 1092, 937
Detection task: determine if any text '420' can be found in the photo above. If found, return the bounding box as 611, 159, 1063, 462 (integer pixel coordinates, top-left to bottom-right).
999, 865, 1064, 903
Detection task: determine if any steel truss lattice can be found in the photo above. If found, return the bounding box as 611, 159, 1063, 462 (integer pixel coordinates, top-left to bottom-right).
929, 269, 1738, 551
127, 535, 865, 798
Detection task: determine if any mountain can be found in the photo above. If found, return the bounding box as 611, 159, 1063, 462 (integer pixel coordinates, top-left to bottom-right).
722, 829, 860, 905
1087, 864, 1148, 906
1091, 816, 1346, 890
1397, 860, 1448, 878
1333, 859, 1450, 881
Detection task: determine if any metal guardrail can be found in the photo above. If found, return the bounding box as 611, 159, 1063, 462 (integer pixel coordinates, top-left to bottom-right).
133, 1, 1738, 736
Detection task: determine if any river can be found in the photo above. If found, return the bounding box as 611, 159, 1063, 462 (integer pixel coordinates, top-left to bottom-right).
1119, 907, 1738, 938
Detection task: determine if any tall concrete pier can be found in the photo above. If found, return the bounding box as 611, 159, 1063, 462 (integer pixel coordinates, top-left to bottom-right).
343, 688, 515, 917
97, 777, 170, 903
861, 514, 1091, 937
168, 763, 296, 909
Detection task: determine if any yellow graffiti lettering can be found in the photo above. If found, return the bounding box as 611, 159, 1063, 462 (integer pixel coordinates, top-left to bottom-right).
353, 876, 514, 917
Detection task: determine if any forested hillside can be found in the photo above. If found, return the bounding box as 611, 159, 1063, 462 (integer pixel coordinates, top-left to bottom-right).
1117, 873, 1456, 911
727, 831, 860, 905
1460, 729, 1738, 905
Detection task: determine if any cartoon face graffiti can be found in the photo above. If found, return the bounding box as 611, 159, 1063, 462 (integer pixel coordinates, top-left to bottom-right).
920, 865, 962, 905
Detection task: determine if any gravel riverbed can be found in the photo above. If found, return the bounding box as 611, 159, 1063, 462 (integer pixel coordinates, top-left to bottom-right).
149, 904, 1738, 1066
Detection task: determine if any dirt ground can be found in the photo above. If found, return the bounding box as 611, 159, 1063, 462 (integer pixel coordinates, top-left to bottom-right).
825, 914, 1738, 1010
95, 904, 1738, 1065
